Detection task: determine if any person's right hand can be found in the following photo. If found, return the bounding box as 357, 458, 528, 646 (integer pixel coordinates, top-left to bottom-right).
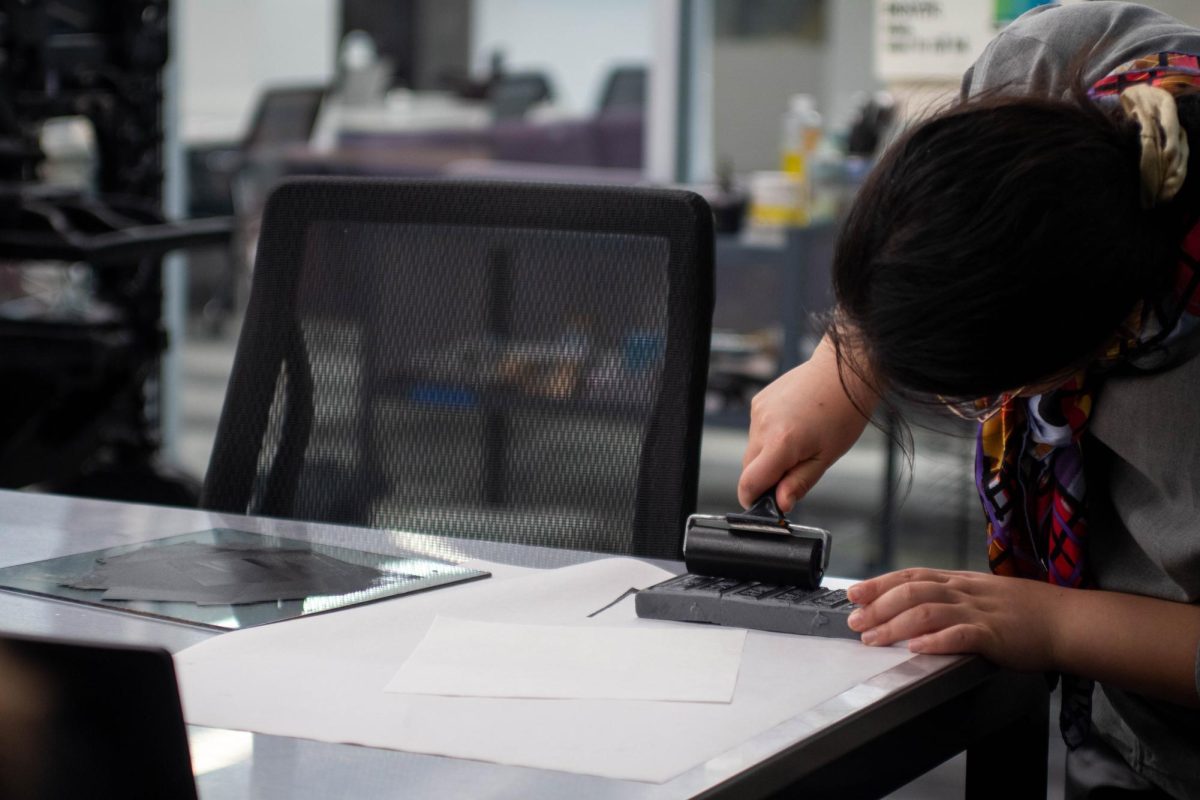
738, 337, 877, 512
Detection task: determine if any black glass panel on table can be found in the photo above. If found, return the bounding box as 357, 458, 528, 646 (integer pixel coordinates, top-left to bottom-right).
0, 528, 488, 630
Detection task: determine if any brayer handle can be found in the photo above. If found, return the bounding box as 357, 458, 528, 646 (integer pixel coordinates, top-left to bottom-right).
726, 487, 788, 529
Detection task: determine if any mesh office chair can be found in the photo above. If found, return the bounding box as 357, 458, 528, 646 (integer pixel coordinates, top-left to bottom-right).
202, 179, 714, 559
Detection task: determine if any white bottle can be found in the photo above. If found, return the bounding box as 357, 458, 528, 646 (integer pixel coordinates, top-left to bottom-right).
778, 94, 822, 225
779, 94, 822, 179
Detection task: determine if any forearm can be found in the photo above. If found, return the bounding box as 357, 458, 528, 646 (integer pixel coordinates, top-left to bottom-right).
1054, 587, 1200, 708
809, 332, 880, 417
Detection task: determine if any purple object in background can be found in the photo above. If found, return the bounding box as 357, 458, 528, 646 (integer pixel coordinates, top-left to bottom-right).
491, 118, 598, 166
593, 110, 644, 169
491, 111, 643, 169
325, 112, 644, 175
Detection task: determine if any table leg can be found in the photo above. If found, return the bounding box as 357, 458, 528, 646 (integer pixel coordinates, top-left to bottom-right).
874, 407, 900, 574
965, 671, 1050, 799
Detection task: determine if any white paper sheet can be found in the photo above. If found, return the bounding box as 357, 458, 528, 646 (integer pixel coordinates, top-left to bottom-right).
177, 559, 917, 784
386, 616, 746, 701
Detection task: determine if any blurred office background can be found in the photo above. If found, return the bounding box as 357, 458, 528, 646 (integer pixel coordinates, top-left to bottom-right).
14, 0, 1200, 796
14, 0, 1200, 581
172, 0, 979, 582
6, 2, 1200, 794
162, 0, 1195, 580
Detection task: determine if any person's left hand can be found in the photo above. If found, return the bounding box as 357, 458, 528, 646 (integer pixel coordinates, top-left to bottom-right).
846, 568, 1070, 673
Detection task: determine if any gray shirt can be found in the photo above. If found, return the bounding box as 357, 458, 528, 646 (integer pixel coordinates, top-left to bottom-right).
1088, 361, 1200, 799
964, 3, 1200, 797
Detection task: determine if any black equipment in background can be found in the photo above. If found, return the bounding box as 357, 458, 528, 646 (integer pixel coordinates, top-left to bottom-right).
0, 0, 232, 504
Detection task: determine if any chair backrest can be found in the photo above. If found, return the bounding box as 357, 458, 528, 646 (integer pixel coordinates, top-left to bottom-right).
597, 66, 646, 115
241, 85, 327, 153
489, 72, 554, 120
202, 179, 714, 559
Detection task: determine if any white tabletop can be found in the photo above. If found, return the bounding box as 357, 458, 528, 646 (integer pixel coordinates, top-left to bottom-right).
0, 490, 977, 799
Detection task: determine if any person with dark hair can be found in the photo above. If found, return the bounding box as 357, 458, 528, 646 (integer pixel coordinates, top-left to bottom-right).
738, 3, 1200, 797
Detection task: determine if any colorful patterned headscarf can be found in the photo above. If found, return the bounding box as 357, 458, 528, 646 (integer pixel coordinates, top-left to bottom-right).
975, 52, 1200, 748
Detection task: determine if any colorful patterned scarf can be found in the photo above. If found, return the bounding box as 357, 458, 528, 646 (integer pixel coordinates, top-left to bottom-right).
976, 52, 1200, 748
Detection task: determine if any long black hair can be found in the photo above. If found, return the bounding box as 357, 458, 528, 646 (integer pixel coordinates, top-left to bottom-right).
828, 89, 1200, 405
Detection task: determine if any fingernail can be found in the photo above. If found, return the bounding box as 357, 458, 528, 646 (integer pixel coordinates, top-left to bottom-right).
861, 629, 878, 645
847, 610, 863, 629
847, 585, 862, 603
909, 636, 926, 651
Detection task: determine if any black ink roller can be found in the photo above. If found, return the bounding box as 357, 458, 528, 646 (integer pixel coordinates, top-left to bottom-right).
635, 489, 858, 639
684, 490, 829, 588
